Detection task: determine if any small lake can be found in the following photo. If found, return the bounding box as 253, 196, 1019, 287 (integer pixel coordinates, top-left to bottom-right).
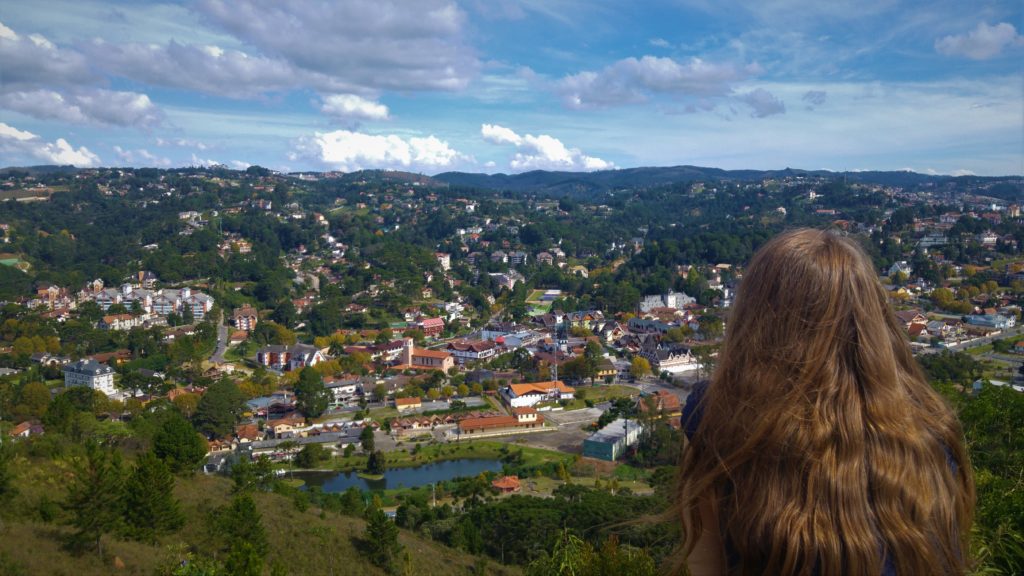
294, 458, 504, 492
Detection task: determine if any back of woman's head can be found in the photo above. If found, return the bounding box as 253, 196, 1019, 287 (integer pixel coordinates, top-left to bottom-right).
677, 228, 974, 575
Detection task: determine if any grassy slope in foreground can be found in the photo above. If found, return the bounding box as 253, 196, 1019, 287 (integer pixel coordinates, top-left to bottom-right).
0, 457, 519, 576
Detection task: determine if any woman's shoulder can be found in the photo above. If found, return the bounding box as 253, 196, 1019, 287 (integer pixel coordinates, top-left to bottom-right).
682, 380, 709, 440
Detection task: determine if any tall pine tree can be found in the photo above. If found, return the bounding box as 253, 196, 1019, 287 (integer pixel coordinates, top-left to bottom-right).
63, 442, 126, 555
123, 451, 184, 542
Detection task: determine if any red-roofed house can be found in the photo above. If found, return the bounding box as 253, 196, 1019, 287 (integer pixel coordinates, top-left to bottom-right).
395, 397, 423, 412
458, 407, 545, 436
492, 475, 521, 493
417, 317, 445, 337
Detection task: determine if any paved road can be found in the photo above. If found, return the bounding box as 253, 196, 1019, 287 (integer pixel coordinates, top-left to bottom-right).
209, 310, 229, 364
921, 325, 1024, 354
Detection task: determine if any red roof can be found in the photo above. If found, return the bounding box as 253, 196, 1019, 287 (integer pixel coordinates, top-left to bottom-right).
395, 397, 422, 407
492, 475, 521, 491
458, 415, 518, 431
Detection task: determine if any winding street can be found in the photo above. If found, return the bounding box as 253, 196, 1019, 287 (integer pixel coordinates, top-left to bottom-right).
210, 309, 229, 364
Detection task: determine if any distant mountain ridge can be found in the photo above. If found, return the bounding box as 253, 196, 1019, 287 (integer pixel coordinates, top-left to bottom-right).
432, 165, 1020, 195
4, 164, 1020, 199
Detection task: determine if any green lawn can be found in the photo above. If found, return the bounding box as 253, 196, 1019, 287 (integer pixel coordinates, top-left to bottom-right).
556, 384, 638, 411
330, 440, 571, 473
526, 289, 546, 302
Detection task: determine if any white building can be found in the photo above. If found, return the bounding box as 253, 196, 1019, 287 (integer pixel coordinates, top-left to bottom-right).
502, 381, 575, 408
64, 360, 116, 397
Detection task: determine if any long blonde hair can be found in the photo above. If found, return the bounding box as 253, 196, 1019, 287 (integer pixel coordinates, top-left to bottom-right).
676, 228, 974, 575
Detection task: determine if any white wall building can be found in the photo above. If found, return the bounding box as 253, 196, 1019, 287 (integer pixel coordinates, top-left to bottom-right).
64, 360, 116, 397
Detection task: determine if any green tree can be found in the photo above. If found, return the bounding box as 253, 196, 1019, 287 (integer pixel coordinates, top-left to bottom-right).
123, 451, 184, 542
193, 379, 245, 438
231, 455, 276, 493
153, 412, 208, 474
363, 505, 402, 570
63, 442, 127, 555
211, 495, 267, 576
0, 441, 17, 504
16, 380, 51, 420
366, 450, 387, 475
294, 443, 328, 468
360, 425, 375, 453
294, 367, 329, 419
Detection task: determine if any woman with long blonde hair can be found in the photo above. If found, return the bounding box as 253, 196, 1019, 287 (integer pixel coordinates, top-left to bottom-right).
677, 228, 974, 575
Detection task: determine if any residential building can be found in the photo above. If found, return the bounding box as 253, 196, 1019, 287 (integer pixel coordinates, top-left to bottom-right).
509, 251, 528, 266
233, 305, 259, 331
97, 313, 146, 331
256, 343, 325, 371
965, 314, 1015, 329
641, 344, 700, 374
324, 377, 362, 406
416, 316, 445, 337
637, 390, 682, 422
501, 381, 575, 408
64, 359, 116, 397
446, 339, 497, 364
457, 407, 544, 436
639, 291, 696, 313
395, 397, 422, 412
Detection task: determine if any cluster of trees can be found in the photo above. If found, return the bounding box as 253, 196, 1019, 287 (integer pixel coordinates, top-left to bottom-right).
923, 351, 1024, 573
63, 442, 183, 554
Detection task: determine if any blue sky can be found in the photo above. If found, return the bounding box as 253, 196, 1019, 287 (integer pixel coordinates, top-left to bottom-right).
1, 0, 1021, 175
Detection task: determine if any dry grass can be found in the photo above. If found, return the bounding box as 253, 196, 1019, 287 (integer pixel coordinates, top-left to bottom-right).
0, 456, 520, 576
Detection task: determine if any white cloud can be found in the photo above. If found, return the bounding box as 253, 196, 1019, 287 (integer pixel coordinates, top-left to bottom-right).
736, 88, 786, 117
156, 137, 209, 150
0, 22, 163, 129
113, 146, 171, 167
85, 39, 311, 98
229, 160, 252, 170
295, 129, 467, 172
481, 123, 523, 146
0, 89, 162, 127
0, 122, 36, 141
190, 153, 222, 167
0, 122, 100, 167
319, 94, 390, 122
935, 22, 1024, 60
195, 0, 477, 92
649, 38, 671, 48
0, 21, 93, 91
480, 124, 612, 172
557, 55, 757, 109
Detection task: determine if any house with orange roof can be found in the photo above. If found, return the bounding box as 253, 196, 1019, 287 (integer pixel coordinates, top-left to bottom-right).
394, 396, 423, 412
492, 475, 521, 493
502, 380, 575, 408
457, 407, 545, 436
